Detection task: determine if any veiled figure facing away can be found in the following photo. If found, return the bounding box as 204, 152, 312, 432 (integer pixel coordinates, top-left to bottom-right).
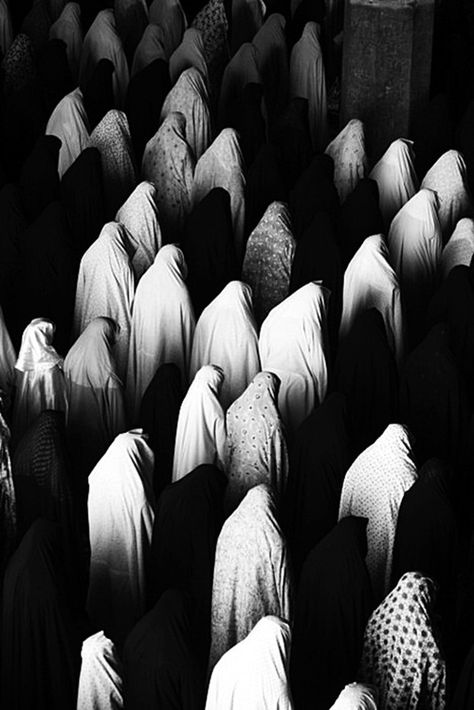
49, 2, 83, 82
77, 631, 123, 710
127, 245, 195, 420
169, 28, 209, 88
440, 217, 474, 279
324, 119, 368, 204
189, 281, 260, 410
45, 86, 90, 178
329, 683, 378, 710
369, 138, 419, 230
208, 484, 292, 673
148, 0, 188, 59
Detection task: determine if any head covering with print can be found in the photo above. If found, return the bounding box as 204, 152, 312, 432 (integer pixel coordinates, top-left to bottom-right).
324, 119, 368, 204
441, 217, 474, 279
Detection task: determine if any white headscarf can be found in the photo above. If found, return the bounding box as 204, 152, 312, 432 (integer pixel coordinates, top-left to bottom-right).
421, 149, 472, 242
116, 181, 162, 281
126, 245, 195, 419
289, 22, 327, 151
329, 683, 378, 710
16, 318, 62, 373
148, 0, 187, 58
339, 234, 403, 365
441, 217, 474, 279
189, 281, 260, 409
218, 41, 261, 129
209, 484, 292, 672
192, 128, 246, 259
169, 28, 209, 87
77, 631, 123, 710
369, 138, 419, 230
325, 119, 368, 204
206, 616, 294, 710
49, 2, 83, 81
131, 23, 166, 76
0, 0, 13, 58
338, 424, 417, 601
252, 13, 288, 121
79, 8, 129, 108
259, 282, 329, 432
87, 430, 155, 647
172, 364, 226, 481
45, 87, 90, 178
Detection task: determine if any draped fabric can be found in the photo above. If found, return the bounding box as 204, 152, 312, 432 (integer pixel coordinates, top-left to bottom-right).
0, 402, 15, 578
218, 41, 261, 130
87, 430, 155, 647
452, 643, 474, 710
115, 180, 162, 280
337, 177, 384, 268
259, 282, 329, 432
141, 111, 195, 243
127, 245, 195, 418
206, 617, 294, 710
161, 67, 212, 161
172, 364, 226, 481
45, 87, 90, 178
338, 424, 418, 602
49, 2, 83, 81
77, 631, 124, 710
289, 22, 327, 151
64, 317, 127, 480
0, 304, 17, 408
169, 28, 209, 87
209, 484, 292, 672
245, 142, 287, 236
148, 0, 188, 59
329, 683, 378, 710
73, 222, 135, 380
0, 185, 27, 346
242, 201, 296, 327
291, 517, 374, 710
289, 154, 340, 239
19, 134, 61, 222
3, 33, 36, 97
190, 281, 260, 409
441, 217, 474, 279
0, 0, 13, 58
82, 58, 115, 132
269, 97, 312, 192
113, 0, 148, 63
191, 0, 229, 85
360, 572, 447, 710
324, 119, 368, 204
252, 13, 288, 125
369, 138, 419, 230
225, 371, 288, 513
230, 0, 264, 54
131, 23, 166, 76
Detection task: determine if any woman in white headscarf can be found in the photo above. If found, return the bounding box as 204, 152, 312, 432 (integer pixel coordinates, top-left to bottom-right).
360, 572, 446, 710
64, 317, 127, 478
73, 222, 135, 380
421, 149, 472, 243
329, 683, 378, 710
441, 217, 474, 279
325, 119, 368, 204
79, 8, 129, 107
0, 305, 16, 411
169, 28, 209, 87
369, 138, 419, 230
225, 371, 288, 514
259, 282, 329, 432
0, 0, 13, 58
338, 423, 417, 602
87, 429, 155, 647
131, 23, 166, 76
206, 616, 294, 710
189, 281, 260, 409
49, 2, 83, 81
45, 87, 90, 178
148, 0, 187, 58
339, 234, 403, 365
127, 245, 195, 420
77, 631, 123, 710
12, 318, 67, 446
142, 111, 195, 243
161, 67, 212, 160
192, 128, 246, 260
116, 181, 162, 281
289, 22, 327, 151
172, 364, 226, 481
252, 13, 288, 124
218, 41, 261, 129
208, 484, 292, 672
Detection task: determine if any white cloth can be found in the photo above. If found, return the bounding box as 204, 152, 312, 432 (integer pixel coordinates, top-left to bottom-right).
209, 484, 292, 672
131, 23, 166, 76
116, 181, 162, 281
259, 282, 329, 432
77, 631, 123, 710
252, 13, 288, 122
189, 281, 260, 409
192, 128, 246, 259
421, 149, 472, 242
338, 424, 417, 602
172, 364, 226, 481
325, 119, 368, 204
79, 9, 129, 108
49, 2, 83, 80
206, 616, 294, 710
369, 138, 419, 230
289, 22, 327, 151
126, 245, 195, 419
73, 222, 135, 380
329, 683, 378, 710
148, 0, 187, 58
46, 87, 90, 178
87, 430, 155, 646
169, 28, 209, 88
441, 217, 474, 279
0, 0, 13, 58
339, 234, 403, 365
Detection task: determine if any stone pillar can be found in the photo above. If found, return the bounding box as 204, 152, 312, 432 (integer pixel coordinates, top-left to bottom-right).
340, 0, 435, 162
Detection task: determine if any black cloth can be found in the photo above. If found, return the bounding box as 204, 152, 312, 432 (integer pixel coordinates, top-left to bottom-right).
1, 82, 47, 180
114, 0, 148, 64
138, 363, 183, 498
0, 184, 28, 338
36, 38, 73, 118
333, 308, 399, 456
232, 82, 266, 169
456, 99, 474, 193
289, 153, 340, 239
269, 97, 313, 191
245, 142, 287, 236
82, 58, 115, 132
18, 134, 61, 222
148, 464, 226, 664
1, 518, 82, 710
452, 643, 474, 710
285, 392, 352, 579
290, 516, 374, 710
123, 589, 204, 710
337, 177, 384, 268
61, 147, 106, 256
181, 187, 239, 316
411, 93, 454, 181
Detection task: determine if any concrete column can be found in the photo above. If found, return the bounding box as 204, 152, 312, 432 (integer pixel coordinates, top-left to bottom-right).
340, 0, 435, 162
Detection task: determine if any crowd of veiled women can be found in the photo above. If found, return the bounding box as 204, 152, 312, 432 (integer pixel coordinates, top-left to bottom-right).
2, 0, 474, 708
